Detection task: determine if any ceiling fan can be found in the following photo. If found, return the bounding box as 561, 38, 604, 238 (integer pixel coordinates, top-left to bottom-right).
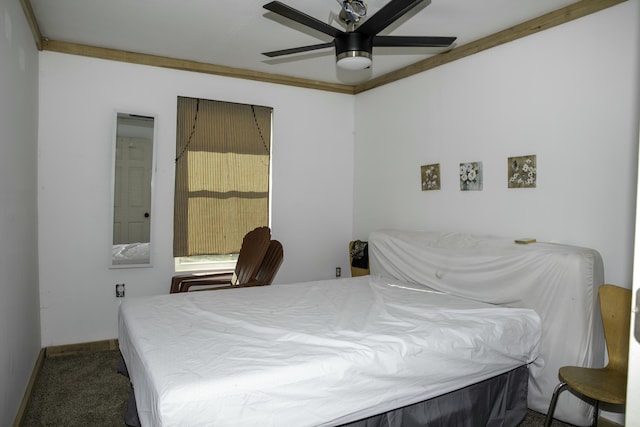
262, 0, 457, 71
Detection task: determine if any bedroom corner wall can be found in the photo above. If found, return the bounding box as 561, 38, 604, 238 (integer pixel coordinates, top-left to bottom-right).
0, 0, 41, 424
354, 5, 640, 422
37, 53, 355, 346
354, 0, 640, 290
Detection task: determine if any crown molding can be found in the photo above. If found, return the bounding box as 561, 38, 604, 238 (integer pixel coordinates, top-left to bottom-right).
41, 40, 356, 95
354, 0, 627, 93
19, 0, 42, 50
23, 0, 626, 94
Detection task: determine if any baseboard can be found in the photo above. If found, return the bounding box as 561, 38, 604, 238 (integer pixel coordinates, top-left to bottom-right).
12, 348, 45, 427
45, 339, 119, 357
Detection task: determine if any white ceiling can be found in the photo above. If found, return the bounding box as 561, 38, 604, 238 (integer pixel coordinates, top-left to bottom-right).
29, 0, 582, 85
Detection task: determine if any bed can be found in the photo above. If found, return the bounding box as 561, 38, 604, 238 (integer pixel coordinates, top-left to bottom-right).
119, 276, 540, 426
118, 230, 601, 426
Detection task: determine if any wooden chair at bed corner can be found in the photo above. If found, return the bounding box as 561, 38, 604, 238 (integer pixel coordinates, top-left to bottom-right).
170, 226, 271, 293
544, 284, 631, 427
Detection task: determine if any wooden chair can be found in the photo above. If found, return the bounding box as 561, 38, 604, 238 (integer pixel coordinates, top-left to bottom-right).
544, 284, 631, 427
178, 240, 284, 292
170, 226, 271, 293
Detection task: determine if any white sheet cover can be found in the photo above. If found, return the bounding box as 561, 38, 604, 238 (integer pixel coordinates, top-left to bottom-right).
368, 229, 605, 426
119, 276, 540, 427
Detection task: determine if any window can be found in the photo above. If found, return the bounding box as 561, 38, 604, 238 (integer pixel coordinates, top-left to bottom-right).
174, 97, 272, 271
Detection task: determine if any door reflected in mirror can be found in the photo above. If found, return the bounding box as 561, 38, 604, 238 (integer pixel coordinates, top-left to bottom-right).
111, 112, 155, 267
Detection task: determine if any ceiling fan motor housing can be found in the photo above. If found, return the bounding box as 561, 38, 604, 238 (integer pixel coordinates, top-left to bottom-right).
335, 32, 373, 56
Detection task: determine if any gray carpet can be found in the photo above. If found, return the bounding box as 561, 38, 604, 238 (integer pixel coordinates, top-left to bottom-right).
22, 351, 130, 426
21, 350, 574, 426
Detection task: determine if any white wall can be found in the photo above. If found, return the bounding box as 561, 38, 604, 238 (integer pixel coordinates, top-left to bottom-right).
354, 1, 640, 291
38, 53, 355, 346
0, 0, 41, 424
355, 5, 639, 422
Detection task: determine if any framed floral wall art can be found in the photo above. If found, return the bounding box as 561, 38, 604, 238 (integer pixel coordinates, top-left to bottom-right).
421, 163, 440, 191
460, 162, 483, 191
508, 155, 537, 188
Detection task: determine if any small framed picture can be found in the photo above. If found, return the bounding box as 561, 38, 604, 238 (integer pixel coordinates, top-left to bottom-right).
421, 163, 441, 191
508, 155, 537, 188
460, 161, 483, 191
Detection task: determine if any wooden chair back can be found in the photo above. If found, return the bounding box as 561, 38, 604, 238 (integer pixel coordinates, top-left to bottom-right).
599, 284, 632, 373
231, 226, 271, 285
254, 240, 284, 286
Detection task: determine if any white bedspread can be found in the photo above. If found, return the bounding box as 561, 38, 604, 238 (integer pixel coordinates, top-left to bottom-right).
119, 275, 540, 427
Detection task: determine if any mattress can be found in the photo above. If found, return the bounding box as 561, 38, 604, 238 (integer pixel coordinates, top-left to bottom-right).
369, 229, 605, 425
118, 275, 540, 427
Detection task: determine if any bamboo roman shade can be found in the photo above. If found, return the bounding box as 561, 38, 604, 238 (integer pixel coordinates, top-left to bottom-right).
174, 97, 271, 257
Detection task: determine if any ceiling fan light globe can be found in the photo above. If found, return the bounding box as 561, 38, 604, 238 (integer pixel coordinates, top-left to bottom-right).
336, 51, 372, 70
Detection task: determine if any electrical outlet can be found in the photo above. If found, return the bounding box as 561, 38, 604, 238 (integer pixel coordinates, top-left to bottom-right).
115, 283, 125, 298
336, 267, 341, 278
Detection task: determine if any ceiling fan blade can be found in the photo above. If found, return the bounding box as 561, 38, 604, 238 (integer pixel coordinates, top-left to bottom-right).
262, 42, 334, 58
373, 35, 456, 47
356, 0, 426, 37
263, 1, 343, 38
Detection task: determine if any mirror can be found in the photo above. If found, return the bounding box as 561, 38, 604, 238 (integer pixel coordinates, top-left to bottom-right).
110, 112, 156, 267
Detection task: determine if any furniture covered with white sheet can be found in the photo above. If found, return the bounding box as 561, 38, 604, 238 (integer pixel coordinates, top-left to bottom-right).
119, 275, 540, 427
369, 229, 605, 425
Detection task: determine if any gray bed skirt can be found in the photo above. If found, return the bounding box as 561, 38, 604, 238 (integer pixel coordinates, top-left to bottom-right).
340, 365, 529, 427
119, 355, 528, 427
